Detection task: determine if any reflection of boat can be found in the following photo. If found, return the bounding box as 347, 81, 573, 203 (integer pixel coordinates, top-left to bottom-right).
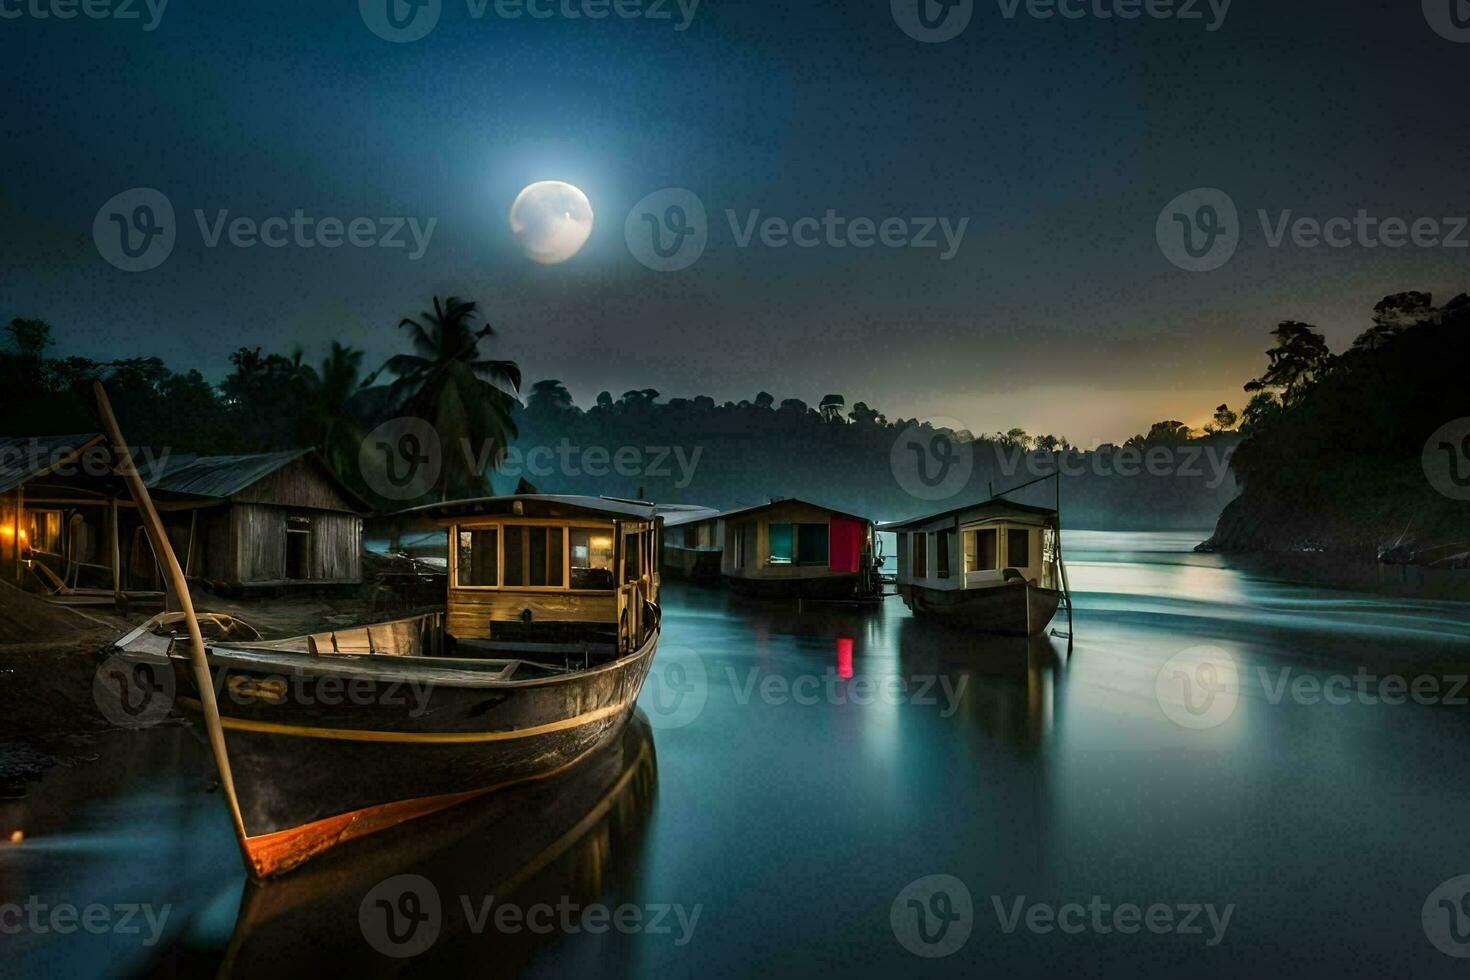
884, 493, 1072, 637
155, 714, 659, 977
897, 617, 1067, 748
112, 495, 663, 878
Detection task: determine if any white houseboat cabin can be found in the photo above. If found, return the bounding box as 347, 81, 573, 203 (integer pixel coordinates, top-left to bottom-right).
884, 499, 1068, 636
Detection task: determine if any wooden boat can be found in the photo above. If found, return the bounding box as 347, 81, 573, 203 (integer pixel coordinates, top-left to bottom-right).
110, 494, 663, 878
718, 497, 882, 600
884, 496, 1072, 637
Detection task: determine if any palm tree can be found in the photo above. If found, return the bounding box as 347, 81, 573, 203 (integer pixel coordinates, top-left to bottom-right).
298, 341, 366, 479
371, 296, 522, 500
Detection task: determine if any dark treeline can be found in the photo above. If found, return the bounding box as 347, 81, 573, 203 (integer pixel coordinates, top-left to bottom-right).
1205, 291, 1470, 561
3, 295, 1242, 528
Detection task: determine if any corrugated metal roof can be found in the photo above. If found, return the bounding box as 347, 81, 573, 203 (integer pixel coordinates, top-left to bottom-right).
403, 494, 660, 522
0, 434, 105, 494
144, 449, 312, 498
657, 504, 721, 528
714, 497, 873, 525
879, 498, 1057, 532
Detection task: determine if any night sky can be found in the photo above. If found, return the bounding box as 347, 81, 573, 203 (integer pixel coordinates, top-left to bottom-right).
3, 0, 1467, 442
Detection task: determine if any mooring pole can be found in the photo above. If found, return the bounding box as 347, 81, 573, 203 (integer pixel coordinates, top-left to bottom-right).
93, 382, 252, 872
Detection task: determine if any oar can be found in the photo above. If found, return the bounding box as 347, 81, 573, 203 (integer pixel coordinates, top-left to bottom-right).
93, 381, 252, 872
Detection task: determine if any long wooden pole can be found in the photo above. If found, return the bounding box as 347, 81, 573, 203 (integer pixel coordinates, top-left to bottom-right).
93, 382, 252, 870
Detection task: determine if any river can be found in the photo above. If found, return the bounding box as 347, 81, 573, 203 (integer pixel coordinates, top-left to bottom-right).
3, 531, 1470, 977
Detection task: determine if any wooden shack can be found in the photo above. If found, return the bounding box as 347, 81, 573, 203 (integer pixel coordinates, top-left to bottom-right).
1, 436, 369, 600
148, 449, 369, 589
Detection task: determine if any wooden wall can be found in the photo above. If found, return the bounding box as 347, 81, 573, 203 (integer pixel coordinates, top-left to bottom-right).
447, 589, 617, 638
231, 456, 361, 513
226, 504, 361, 586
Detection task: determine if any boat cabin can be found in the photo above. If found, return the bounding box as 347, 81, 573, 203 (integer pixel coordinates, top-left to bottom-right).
659, 504, 722, 583
886, 500, 1061, 594
414, 495, 662, 660
719, 498, 877, 599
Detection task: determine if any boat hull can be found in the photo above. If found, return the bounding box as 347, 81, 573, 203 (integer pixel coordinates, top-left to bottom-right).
900, 581, 1059, 636
724, 572, 863, 600
168, 629, 658, 877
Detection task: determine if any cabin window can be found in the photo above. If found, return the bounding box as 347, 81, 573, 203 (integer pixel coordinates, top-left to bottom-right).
25, 509, 62, 555
623, 530, 642, 584
936, 528, 952, 579
1007, 528, 1031, 568
912, 532, 927, 579
457, 528, 499, 586
966, 528, 997, 571
502, 525, 564, 588
796, 523, 829, 566
695, 522, 714, 548
569, 527, 615, 590
896, 533, 907, 577
768, 523, 794, 564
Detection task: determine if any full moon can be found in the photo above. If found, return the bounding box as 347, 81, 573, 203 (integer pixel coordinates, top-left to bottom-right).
509, 181, 594, 264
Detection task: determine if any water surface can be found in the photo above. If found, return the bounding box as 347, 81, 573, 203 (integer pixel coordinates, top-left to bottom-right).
4, 531, 1470, 977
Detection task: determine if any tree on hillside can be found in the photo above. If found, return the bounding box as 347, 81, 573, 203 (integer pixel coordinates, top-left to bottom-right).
819, 393, 846, 423
527, 379, 575, 418
1205, 405, 1240, 437
1353, 291, 1435, 351
1244, 321, 1332, 404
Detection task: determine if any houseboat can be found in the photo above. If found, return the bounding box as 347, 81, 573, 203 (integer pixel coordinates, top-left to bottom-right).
884, 498, 1069, 636
659, 504, 722, 583
112, 493, 663, 878
719, 498, 880, 599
